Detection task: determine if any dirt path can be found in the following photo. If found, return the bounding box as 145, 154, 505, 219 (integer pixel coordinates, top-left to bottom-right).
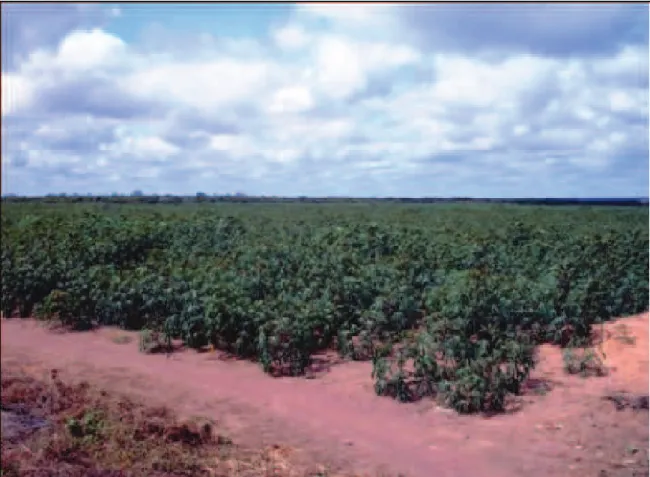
2, 315, 648, 477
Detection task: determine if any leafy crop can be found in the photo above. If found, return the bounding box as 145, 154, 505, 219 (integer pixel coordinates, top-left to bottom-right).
2, 202, 648, 413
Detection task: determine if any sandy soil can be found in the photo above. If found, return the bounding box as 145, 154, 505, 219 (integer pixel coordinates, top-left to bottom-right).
1, 314, 648, 477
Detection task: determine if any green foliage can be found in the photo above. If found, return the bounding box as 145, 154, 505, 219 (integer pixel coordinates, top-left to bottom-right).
138, 329, 171, 354
562, 348, 609, 377
2, 202, 648, 413
66, 410, 105, 443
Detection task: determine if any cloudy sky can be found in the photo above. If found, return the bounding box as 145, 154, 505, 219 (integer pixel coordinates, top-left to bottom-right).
2, 3, 648, 197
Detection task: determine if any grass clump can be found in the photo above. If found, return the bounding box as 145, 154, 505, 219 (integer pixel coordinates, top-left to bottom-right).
562, 348, 608, 378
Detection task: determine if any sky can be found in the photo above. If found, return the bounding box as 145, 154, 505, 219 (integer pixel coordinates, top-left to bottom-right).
1, 3, 648, 198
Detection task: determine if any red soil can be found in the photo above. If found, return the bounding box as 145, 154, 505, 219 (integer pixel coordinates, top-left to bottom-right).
2, 314, 648, 477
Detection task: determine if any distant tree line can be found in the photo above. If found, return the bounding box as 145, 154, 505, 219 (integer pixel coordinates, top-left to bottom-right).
1, 193, 648, 207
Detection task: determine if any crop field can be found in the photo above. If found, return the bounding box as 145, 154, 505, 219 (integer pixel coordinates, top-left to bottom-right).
2, 201, 648, 414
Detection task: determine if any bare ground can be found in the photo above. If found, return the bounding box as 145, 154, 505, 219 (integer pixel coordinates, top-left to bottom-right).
2, 313, 648, 477
1, 367, 314, 477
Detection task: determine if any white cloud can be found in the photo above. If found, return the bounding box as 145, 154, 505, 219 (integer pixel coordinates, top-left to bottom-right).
14, 29, 127, 77
208, 134, 249, 153
35, 124, 70, 140
311, 36, 420, 100
608, 90, 636, 113
1, 5, 647, 197
123, 59, 272, 111
315, 37, 366, 100
267, 86, 315, 114
56, 29, 126, 71
592, 45, 649, 86
273, 25, 311, 50
1, 73, 34, 116
298, 4, 397, 30
431, 54, 555, 108
100, 135, 180, 160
